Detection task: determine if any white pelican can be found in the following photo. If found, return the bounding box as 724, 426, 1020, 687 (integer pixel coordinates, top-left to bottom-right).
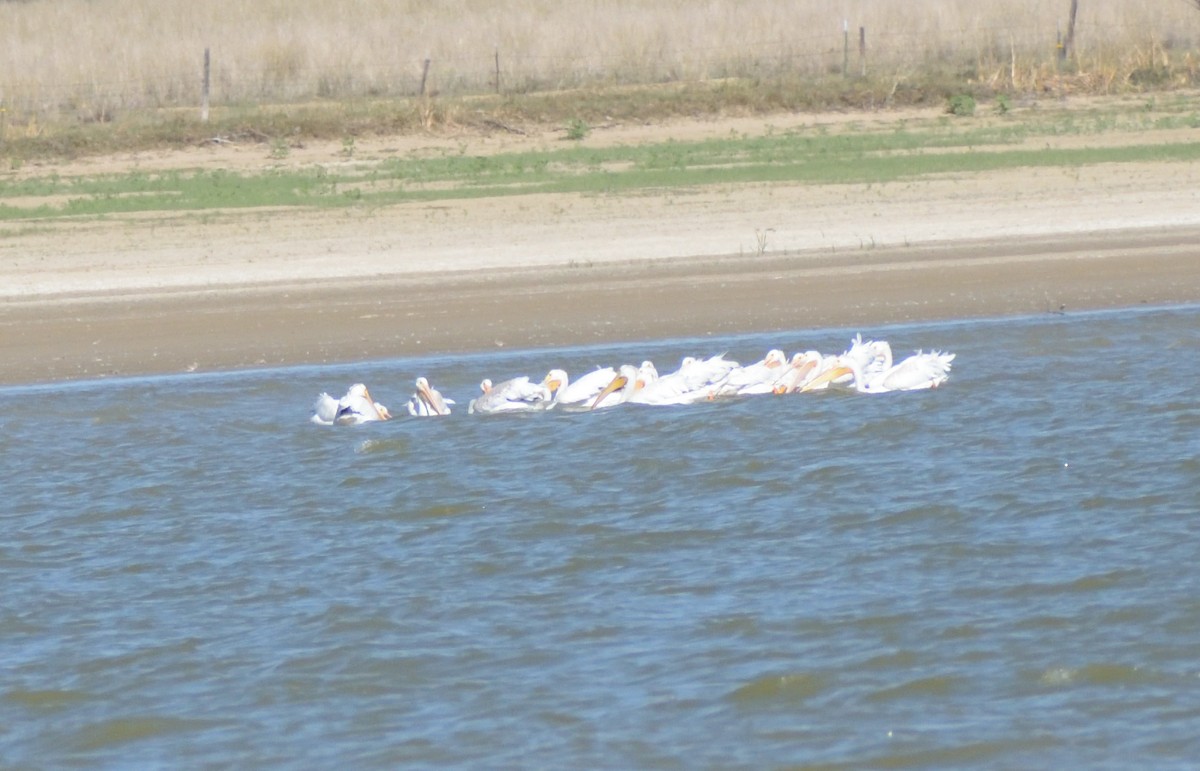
801, 349, 955, 393
589, 364, 643, 410
637, 360, 659, 388
311, 383, 392, 425
468, 376, 553, 414
628, 354, 738, 406
543, 367, 616, 410
406, 376, 454, 417
771, 351, 827, 394
711, 349, 787, 398
844, 333, 893, 377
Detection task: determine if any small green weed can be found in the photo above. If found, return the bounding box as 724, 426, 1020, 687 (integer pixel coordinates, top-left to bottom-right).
947, 93, 976, 117
565, 118, 590, 141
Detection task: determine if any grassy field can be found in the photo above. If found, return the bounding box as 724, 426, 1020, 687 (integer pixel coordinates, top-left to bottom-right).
3, 93, 1198, 225
1, 0, 1199, 162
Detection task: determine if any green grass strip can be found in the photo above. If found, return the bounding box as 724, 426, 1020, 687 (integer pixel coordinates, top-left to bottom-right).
3, 131, 1200, 222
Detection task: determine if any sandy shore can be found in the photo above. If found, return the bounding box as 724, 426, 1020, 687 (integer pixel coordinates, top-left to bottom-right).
3, 111, 1200, 386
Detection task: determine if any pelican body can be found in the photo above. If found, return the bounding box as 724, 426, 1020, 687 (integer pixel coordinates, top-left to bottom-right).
630, 354, 738, 405
544, 367, 617, 410
712, 349, 787, 397
407, 377, 454, 416
311, 383, 392, 425
469, 376, 553, 414
589, 364, 642, 409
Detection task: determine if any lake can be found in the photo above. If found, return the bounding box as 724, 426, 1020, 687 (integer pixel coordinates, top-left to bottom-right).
2, 304, 1198, 768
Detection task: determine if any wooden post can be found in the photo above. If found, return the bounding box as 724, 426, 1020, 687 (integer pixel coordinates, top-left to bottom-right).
1010, 34, 1017, 88
1063, 0, 1078, 62
859, 26, 866, 77
842, 19, 849, 77
201, 47, 210, 123
419, 58, 431, 96
494, 48, 501, 94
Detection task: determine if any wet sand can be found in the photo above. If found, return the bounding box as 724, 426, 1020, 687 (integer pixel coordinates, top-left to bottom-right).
4, 226, 1199, 385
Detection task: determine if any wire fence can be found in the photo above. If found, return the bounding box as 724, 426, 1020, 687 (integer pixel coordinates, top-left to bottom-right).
2, 20, 1197, 124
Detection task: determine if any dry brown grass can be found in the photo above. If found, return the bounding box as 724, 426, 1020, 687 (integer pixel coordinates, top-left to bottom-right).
1, 0, 1198, 156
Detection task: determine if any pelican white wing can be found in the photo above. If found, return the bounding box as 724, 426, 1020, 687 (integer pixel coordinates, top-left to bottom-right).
312, 392, 341, 425
845, 333, 893, 374
869, 350, 955, 392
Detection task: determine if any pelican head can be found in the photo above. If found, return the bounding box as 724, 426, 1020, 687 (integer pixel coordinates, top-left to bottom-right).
543, 369, 568, 395
414, 376, 451, 416
637, 360, 658, 388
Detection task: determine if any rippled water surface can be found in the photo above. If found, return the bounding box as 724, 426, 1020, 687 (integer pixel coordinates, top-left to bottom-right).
2, 306, 1199, 768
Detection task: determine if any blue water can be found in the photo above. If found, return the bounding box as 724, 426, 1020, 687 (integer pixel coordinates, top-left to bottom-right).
2, 305, 1198, 768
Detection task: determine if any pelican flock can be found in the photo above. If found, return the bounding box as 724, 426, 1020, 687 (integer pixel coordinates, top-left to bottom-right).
310, 334, 955, 424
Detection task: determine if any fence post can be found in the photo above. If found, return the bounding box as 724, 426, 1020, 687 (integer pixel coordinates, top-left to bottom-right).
201, 47, 210, 123
859, 26, 866, 77
1010, 34, 1017, 88
1063, 0, 1078, 61
842, 19, 849, 77
494, 48, 501, 94
419, 58, 431, 96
